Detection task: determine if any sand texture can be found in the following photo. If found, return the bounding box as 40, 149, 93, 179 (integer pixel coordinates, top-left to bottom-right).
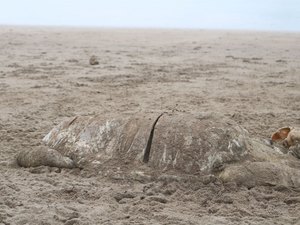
0, 26, 300, 224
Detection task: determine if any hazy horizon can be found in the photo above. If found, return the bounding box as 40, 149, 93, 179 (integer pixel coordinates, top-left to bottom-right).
1, 0, 299, 32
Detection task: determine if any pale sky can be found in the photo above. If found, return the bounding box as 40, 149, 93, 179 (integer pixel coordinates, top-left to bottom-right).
0, 0, 299, 31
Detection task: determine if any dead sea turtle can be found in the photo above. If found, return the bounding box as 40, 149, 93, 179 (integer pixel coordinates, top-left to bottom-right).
16, 112, 300, 187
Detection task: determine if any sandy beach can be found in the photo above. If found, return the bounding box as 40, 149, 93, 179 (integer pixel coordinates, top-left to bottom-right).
0, 26, 300, 225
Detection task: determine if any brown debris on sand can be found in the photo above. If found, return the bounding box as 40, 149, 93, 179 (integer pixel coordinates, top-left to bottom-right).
271, 127, 300, 148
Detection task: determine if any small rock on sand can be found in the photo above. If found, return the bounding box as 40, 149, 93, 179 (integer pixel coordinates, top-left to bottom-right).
89, 55, 99, 65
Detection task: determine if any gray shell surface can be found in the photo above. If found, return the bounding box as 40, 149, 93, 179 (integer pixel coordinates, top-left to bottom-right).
42, 113, 248, 173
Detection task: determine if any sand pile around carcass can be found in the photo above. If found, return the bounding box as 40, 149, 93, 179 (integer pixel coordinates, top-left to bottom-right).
17, 112, 300, 188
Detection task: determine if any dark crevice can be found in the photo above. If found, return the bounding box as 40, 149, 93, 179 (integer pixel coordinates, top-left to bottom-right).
68, 116, 78, 126
143, 112, 166, 163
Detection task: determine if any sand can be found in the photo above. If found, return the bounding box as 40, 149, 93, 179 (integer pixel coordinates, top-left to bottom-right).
0, 26, 300, 225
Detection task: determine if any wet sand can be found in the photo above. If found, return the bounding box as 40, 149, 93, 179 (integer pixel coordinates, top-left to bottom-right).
0, 26, 300, 225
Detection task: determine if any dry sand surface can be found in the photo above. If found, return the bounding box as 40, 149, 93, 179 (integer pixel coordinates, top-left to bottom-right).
0, 26, 300, 224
